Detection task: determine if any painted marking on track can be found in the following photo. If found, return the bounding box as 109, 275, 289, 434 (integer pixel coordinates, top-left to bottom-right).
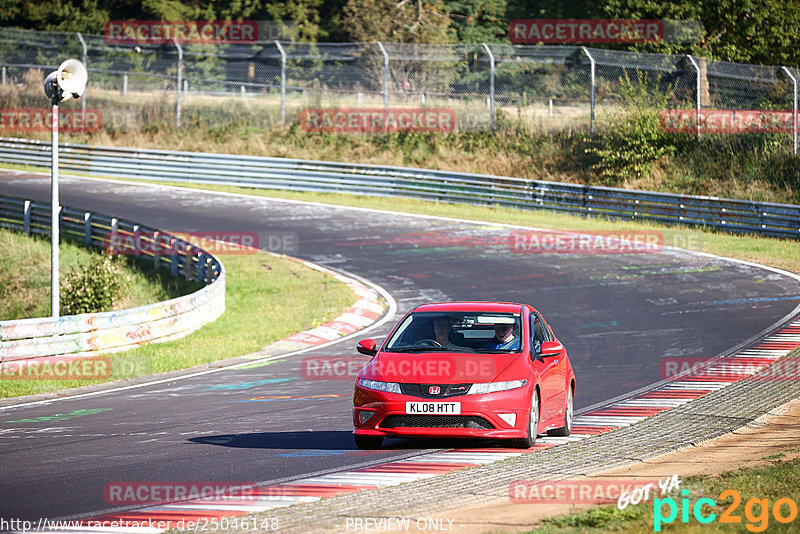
236, 394, 343, 402
200, 377, 296, 391
5, 408, 112, 423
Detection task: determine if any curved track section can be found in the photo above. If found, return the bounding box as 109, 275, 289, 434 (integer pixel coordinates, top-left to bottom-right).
0, 170, 799, 524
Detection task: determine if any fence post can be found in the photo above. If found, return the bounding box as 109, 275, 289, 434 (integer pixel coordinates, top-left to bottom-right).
83, 212, 91, 245
77, 32, 87, 118
23, 200, 31, 235
2, 65, 7, 86
152, 231, 160, 270
183, 79, 188, 101
686, 54, 701, 140
781, 66, 798, 155
171, 237, 179, 277
132, 224, 140, 256
198, 253, 207, 283
377, 42, 389, 114
481, 43, 496, 129
173, 38, 183, 128
581, 47, 595, 134
110, 218, 118, 252
122, 73, 128, 97
274, 40, 287, 124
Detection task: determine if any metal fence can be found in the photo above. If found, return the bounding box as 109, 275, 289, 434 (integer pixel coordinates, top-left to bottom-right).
0, 27, 798, 151
0, 194, 226, 362
1, 136, 798, 238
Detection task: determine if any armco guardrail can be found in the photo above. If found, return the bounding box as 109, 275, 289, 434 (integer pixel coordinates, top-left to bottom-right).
0, 194, 225, 363
1, 137, 799, 238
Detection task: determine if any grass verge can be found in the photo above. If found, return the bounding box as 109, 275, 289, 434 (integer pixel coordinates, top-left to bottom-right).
531, 450, 800, 533
0, 228, 197, 320
0, 247, 357, 398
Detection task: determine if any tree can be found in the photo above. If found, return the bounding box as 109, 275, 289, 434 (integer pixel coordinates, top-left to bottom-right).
266, 0, 327, 41
0, 0, 109, 33
342, 0, 453, 43
448, 0, 509, 43
600, 0, 800, 66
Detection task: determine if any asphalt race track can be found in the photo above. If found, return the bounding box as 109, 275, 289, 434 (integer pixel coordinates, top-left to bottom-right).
1, 170, 800, 522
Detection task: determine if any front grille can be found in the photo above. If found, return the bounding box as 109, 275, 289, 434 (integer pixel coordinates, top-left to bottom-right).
380, 415, 494, 429
399, 383, 472, 398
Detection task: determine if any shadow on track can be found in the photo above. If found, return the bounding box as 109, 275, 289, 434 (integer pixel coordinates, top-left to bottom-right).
189, 431, 519, 451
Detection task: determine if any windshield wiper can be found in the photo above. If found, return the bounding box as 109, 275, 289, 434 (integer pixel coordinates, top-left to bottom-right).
472, 349, 514, 353
388, 346, 455, 352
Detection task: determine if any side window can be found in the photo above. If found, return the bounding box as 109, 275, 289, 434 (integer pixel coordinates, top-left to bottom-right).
530, 315, 545, 354
542, 318, 554, 342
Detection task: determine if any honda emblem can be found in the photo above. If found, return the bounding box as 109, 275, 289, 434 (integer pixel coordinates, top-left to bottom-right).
429, 386, 441, 395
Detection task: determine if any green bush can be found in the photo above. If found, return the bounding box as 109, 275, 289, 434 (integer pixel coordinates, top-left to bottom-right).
61, 254, 123, 315
585, 71, 677, 185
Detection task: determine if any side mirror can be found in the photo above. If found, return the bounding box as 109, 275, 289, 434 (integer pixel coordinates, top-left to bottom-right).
540, 341, 563, 357
356, 339, 377, 357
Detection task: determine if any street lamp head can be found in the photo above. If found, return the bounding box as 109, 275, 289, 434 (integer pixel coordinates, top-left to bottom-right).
43, 59, 88, 103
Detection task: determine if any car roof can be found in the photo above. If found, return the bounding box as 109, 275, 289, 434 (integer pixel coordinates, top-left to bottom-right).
412, 301, 528, 314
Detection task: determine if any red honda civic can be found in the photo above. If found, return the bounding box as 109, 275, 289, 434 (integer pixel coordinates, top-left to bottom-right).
352, 302, 575, 449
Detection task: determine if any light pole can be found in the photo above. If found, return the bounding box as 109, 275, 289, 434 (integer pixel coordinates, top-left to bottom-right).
43, 59, 87, 318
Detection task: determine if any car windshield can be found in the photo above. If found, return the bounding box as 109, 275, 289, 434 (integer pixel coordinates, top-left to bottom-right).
384, 311, 523, 353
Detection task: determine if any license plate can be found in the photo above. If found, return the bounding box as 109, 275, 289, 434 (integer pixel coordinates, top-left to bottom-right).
406, 401, 461, 414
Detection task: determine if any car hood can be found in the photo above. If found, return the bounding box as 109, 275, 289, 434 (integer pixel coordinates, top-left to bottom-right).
359, 351, 521, 384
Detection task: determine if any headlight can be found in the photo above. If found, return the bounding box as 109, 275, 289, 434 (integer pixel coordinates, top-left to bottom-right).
358, 378, 402, 394
467, 379, 526, 395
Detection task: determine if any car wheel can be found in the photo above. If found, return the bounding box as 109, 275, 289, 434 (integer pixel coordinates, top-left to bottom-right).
354, 435, 383, 450
513, 390, 539, 448
548, 386, 573, 437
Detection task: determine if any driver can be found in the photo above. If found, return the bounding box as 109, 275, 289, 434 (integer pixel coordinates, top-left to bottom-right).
483, 322, 520, 350
433, 317, 461, 348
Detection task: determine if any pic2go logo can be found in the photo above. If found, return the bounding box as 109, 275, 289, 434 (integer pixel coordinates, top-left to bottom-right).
654, 489, 800, 532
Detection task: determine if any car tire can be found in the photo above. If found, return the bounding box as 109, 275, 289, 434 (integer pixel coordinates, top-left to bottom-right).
354, 435, 383, 450
548, 386, 573, 437
512, 390, 539, 448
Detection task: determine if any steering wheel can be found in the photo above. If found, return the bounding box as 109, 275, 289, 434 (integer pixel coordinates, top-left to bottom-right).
415, 339, 444, 348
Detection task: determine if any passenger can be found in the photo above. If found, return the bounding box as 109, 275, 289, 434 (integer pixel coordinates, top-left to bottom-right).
483, 322, 520, 350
